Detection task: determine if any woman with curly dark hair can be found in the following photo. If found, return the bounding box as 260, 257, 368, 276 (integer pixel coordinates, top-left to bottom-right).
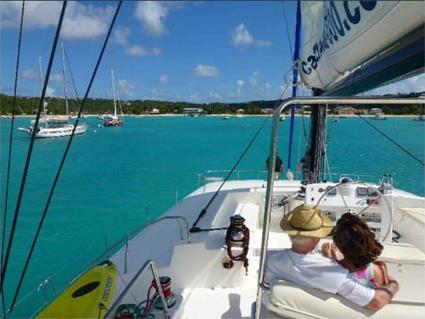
322, 213, 390, 288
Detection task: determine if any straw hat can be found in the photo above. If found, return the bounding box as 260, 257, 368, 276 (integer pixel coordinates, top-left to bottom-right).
280, 204, 332, 238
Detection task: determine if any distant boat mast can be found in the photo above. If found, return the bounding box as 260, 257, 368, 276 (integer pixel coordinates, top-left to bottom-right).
38, 56, 47, 115
111, 69, 117, 117
60, 42, 69, 117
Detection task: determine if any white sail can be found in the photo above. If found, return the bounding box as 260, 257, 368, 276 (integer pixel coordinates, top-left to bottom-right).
300, 1, 424, 90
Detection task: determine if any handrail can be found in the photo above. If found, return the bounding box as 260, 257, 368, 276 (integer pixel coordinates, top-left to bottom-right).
255, 96, 424, 319
198, 169, 269, 186
122, 216, 191, 275
91, 215, 190, 271
105, 259, 168, 319
146, 216, 191, 243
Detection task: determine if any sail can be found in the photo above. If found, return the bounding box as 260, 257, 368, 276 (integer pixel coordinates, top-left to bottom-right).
300, 1, 425, 92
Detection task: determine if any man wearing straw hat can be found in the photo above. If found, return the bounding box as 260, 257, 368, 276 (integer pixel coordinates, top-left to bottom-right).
266, 204, 398, 311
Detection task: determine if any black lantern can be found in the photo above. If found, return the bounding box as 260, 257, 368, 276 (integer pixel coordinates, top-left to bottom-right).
224, 215, 250, 274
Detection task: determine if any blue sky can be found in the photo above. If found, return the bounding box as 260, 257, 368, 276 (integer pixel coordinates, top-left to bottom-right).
1, 1, 424, 103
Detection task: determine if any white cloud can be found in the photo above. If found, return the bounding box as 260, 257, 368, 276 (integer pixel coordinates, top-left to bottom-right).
255, 39, 272, 47
1, 1, 60, 28
62, 2, 114, 40
265, 82, 272, 89
160, 74, 168, 84
1, 1, 114, 40
117, 79, 134, 97
22, 69, 62, 83
250, 71, 259, 86
237, 80, 244, 87
135, 1, 169, 36
22, 69, 39, 81
232, 24, 253, 46
150, 47, 162, 55
112, 25, 162, 58
125, 44, 162, 57
46, 86, 55, 97
232, 23, 271, 47
208, 90, 221, 100
195, 64, 219, 77
189, 93, 200, 102
113, 26, 130, 45
367, 74, 425, 95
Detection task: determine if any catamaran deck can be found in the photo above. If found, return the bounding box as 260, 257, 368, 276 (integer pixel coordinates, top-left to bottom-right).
102, 179, 425, 318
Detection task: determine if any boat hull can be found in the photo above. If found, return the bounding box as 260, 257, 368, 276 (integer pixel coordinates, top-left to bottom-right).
18, 124, 87, 138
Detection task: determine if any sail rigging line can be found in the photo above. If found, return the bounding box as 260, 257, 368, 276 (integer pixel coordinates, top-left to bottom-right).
63, 44, 85, 119
7, 1, 123, 313
60, 41, 69, 116
357, 114, 424, 166
63, 43, 81, 100
1, 2, 25, 316
280, 1, 293, 57
190, 85, 292, 233
286, 0, 302, 172
190, 114, 271, 232
0, 1, 67, 302
323, 105, 333, 181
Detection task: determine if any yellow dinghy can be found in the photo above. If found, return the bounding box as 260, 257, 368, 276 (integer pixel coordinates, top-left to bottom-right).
37, 261, 117, 319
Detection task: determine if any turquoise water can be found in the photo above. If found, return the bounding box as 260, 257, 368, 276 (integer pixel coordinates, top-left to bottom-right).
1, 115, 424, 316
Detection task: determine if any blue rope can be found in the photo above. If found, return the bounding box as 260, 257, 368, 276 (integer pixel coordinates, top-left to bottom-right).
287, 0, 302, 170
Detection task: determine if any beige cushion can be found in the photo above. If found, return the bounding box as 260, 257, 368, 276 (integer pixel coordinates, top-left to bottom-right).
268, 279, 425, 319
379, 242, 425, 265
400, 208, 425, 226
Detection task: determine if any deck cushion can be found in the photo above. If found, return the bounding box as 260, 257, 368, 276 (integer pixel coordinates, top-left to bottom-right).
268, 279, 424, 319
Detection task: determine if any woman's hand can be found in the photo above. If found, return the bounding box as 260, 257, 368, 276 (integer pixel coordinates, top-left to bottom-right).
321, 242, 333, 259
321, 242, 344, 260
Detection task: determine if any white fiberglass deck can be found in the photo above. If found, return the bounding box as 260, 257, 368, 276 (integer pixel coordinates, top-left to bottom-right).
101, 179, 425, 318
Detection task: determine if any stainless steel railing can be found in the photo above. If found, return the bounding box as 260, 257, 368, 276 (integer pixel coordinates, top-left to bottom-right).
197, 170, 270, 186
255, 96, 424, 319
106, 215, 190, 277
105, 260, 168, 319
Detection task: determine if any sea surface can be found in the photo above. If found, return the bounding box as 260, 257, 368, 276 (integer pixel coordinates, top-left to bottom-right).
1, 115, 424, 316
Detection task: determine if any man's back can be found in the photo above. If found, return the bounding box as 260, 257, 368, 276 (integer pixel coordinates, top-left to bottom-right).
266, 249, 348, 293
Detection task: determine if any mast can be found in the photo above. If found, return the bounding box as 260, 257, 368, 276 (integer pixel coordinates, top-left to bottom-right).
301, 89, 326, 183
286, 0, 302, 179
60, 42, 69, 117
111, 69, 117, 117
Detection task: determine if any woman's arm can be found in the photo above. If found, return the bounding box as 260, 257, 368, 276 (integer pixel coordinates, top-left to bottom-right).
365, 278, 399, 311
373, 261, 389, 286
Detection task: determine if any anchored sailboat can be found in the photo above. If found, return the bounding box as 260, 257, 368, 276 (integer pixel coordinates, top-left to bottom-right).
17, 46, 87, 138
102, 69, 123, 127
